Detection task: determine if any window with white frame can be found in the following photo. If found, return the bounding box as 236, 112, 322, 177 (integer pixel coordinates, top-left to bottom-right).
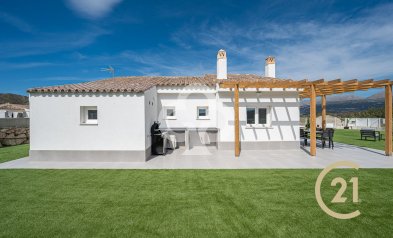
80, 106, 98, 124
197, 106, 209, 120
246, 107, 270, 126
164, 107, 176, 120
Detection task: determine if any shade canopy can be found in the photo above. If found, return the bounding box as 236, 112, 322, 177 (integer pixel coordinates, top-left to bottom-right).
219, 78, 393, 157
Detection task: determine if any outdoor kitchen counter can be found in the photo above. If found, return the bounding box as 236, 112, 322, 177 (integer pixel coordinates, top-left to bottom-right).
160, 127, 219, 150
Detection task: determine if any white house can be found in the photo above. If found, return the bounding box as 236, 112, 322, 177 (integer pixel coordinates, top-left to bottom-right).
28, 50, 300, 162
0, 103, 29, 118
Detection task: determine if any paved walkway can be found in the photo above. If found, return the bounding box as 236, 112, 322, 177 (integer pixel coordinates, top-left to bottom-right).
1, 143, 393, 169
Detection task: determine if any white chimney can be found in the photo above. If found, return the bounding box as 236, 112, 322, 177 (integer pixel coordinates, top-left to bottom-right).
265, 56, 275, 78
217, 49, 227, 79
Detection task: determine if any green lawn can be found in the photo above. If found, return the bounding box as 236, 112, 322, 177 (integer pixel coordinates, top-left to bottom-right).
0, 169, 392, 237
0, 136, 392, 237
0, 144, 29, 163
334, 129, 388, 150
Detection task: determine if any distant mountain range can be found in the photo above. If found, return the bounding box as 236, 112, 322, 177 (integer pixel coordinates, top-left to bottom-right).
300, 92, 388, 116
0, 93, 29, 105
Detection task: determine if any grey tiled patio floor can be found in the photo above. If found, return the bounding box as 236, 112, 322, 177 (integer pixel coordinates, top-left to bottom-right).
1, 142, 393, 169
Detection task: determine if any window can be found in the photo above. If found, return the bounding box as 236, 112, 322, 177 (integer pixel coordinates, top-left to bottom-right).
80, 106, 98, 124
88, 110, 97, 120
246, 107, 270, 126
164, 107, 176, 119
258, 108, 267, 124
246, 108, 255, 124
197, 106, 209, 120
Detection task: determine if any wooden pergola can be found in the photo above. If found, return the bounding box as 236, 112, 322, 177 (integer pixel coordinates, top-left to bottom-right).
219, 79, 392, 157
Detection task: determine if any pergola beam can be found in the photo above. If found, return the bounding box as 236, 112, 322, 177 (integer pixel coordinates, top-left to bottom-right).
220, 78, 393, 157
322, 95, 326, 130
234, 84, 240, 157
327, 79, 342, 85
300, 79, 393, 98
385, 84, 392, 156
310, 84, 317, 156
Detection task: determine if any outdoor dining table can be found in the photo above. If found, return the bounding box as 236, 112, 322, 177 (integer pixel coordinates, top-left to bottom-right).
303, 129, 323, 146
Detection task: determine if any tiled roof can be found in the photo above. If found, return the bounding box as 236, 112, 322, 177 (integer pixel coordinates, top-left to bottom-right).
211, 74, 293, 84
27, 74, 289, 93
0, 103, 29, 111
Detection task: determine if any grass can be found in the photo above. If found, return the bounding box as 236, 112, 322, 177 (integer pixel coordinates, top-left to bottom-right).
0, 169, 392, 237
0, 144, 29, 163
0, 134, 392, 237
334, 129, 388, 150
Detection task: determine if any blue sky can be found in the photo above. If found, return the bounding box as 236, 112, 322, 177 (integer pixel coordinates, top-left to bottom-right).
1, 0, 393, 96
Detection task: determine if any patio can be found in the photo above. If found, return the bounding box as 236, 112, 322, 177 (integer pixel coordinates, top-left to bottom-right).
1, 142, 393, 169
220, 78, 393, 157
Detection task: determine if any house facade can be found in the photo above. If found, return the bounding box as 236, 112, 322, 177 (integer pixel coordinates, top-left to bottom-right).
0, 103, 29, 118
28, 50, 300, 162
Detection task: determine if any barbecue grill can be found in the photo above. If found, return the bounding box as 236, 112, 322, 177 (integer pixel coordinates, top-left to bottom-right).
151, 121, 167, 155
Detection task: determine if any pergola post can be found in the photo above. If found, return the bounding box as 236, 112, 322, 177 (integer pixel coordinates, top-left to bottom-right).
385, 84, 392, 156
321, 95, 326, 130
234, 84, 240, 157
310, 84, 317, 156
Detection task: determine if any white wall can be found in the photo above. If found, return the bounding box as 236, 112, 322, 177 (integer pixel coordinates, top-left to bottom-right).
157, 86, 217, 129
0, 110, 24, 118
29, 85, 300, 153
0, 110, 6, 118
144, 87, 158, 149
30, 93, 146, 151
265, 64, 275, 77
217, 90, 300, 142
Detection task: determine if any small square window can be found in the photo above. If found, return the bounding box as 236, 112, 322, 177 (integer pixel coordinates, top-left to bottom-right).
164, 107, 176, 119
88, 110, 97, 120
81, 106, 98, 125
167, 108, 175, 117
197, 106, 209, 120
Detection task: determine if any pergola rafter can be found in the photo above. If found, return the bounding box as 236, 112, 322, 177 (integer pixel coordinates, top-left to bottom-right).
300, 79, 392, 97
219, 78, 393, 157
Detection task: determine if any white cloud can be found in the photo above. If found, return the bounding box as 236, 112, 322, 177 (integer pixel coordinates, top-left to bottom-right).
0, 26, 109, 58
0, 11, 34, 33
0, 62, 57, 70
171, 3, 393, 80
118, 50, 212, 76
66, 0, 123, 19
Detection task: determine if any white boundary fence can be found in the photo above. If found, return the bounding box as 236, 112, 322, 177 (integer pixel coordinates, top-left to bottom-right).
302, 116, 385, 129
346, 118, 384, 129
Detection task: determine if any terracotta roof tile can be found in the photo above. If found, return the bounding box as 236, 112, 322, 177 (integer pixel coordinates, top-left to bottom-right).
209, 74, 293, 84
27, 74, 289, 93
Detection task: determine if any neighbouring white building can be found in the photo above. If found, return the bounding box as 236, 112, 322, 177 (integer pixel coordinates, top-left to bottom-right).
28, 50, 300, 162
0, 103, 29, 118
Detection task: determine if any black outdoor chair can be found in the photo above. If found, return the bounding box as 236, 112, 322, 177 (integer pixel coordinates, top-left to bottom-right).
320, 128, 334, 149
300, 128, 307, 146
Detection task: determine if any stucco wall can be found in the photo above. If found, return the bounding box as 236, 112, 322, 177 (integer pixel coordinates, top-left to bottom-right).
30, 93, 146, 151
29, 85, 301, 159
157, 86, 217, 129
217, 90, 300, 145
0, 110, 6, 118
144, 87, 158, 150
